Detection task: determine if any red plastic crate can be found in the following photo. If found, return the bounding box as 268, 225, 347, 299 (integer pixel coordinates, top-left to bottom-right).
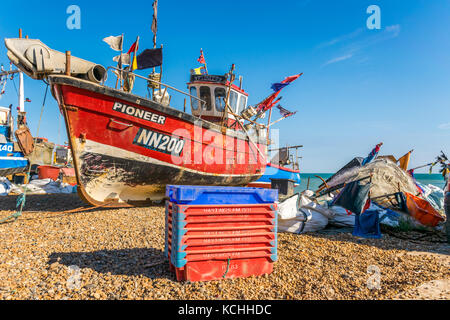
165, 202, 278, 282
173, 257, 274, 282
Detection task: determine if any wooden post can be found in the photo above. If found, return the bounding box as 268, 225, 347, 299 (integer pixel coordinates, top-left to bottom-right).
307, 177, 310, 190
114, 33, 124, 90
19, 29, 22, 38
25, 35, 29, 39
183, 98, 186, 112
65, 51, 71, 76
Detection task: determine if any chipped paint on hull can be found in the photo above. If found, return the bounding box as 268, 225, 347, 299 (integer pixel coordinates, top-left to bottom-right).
75, 140, 261, 203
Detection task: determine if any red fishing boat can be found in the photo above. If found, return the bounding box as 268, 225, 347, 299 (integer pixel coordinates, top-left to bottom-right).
5, 38, 268, 206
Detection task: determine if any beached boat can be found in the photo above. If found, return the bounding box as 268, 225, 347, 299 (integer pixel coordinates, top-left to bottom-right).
248, 145, 302, 189
0, 68, 29, 177
5, 38, 268, 206
0, 106, 28, 176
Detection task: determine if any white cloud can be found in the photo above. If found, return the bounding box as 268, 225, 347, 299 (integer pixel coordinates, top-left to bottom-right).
323, 53, 354, 66
318, 28, 364, 48
438, 123, 450, 130
321, 24, 401, 67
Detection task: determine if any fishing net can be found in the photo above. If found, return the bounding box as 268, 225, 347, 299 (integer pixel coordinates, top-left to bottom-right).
348, 158, 418, 199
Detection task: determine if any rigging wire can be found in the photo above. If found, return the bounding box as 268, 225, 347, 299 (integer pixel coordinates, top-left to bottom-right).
11, 74, 19, 98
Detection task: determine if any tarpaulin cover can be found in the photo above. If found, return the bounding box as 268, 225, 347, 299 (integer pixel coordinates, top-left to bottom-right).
353, 210, 381, 239
404, 192, 445, 227
332, 180, 372, 215
319, 157, 363, 189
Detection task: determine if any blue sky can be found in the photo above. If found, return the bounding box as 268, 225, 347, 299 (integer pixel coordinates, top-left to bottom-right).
0, 0, 449, 172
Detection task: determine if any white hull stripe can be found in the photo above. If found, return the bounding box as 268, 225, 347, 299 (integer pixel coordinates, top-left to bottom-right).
0, 156, 28, 161
79, 139, 263, 178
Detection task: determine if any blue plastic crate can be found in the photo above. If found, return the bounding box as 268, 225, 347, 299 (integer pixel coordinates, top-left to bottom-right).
166, 185, 278, 205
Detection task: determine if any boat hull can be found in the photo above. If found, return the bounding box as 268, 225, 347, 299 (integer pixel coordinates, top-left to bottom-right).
0, 142, 28, 177
248, 163, 301, 189
49, 76, 267, 206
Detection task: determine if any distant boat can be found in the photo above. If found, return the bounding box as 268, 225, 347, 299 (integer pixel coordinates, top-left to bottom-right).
0, 67, 29, 177
248, 145, 302, 188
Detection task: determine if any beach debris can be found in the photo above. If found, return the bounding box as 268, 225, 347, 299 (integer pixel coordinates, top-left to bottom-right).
352, 209, 382, 239
278, 191, 334, 234
0, 177, 76, 196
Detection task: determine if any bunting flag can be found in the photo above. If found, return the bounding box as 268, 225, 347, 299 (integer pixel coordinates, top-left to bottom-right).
257, 92, 281, 112
103, 35, 123, 52
134, 48, 163, 70
198, 49, 206, 64
25, 98, 31, 103
276, 105, 296, 118
271, 73, 303, 92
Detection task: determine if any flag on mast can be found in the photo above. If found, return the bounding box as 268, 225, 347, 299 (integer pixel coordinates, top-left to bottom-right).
198, 49, 206, 64
362, 143, 383, 166
135, 48, 163, 70
271, 73, 303, 92
151, 0, 158, 47
130, 37, 140, 71
398, 150, 414, 171
103, 35, 123, 51
276, 105, 296, 118
113, 53, 131, 65
257, 92, 282, 112
127, 41, 139, 54
196, 49, 208, 74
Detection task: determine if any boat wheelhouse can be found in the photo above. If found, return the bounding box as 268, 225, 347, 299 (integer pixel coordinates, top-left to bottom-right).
187, 74, 248, 128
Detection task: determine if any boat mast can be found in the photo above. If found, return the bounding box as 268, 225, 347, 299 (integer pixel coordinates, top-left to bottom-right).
18, 71, 24, 113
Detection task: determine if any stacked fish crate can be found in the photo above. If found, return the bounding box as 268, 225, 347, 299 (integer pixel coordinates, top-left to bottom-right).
165, 185, 278, 282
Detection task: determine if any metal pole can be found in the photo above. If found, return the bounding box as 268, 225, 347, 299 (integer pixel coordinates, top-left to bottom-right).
18, 71, 24, 112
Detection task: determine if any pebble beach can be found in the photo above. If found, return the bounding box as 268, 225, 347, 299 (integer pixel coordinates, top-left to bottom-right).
0, 194, 449, 300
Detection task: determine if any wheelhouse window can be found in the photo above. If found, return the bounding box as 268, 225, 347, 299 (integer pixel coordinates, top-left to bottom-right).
229, 91, 238, 113
190, 86, 198, 110
200, 86, 212, 111
238, 95, 247, 115
214, 87, 226, 112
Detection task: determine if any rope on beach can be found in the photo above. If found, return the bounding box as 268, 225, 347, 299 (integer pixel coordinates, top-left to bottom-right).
0, 84, 48, 225
222, 258, 231, 278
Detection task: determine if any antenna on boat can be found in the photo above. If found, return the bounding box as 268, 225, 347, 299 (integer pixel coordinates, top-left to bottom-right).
220, 64, 235, 129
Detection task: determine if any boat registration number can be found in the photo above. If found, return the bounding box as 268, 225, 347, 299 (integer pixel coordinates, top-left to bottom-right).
133, 128, 185, 156
0, 143, 13, 152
